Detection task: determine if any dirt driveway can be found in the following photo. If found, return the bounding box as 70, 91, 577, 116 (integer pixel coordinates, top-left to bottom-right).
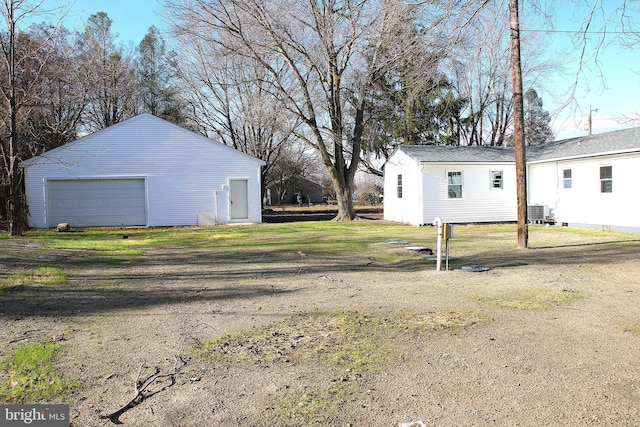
1, 226, 640, 426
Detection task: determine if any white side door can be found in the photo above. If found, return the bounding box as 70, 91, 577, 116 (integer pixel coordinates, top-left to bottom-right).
229, 179, 249, 220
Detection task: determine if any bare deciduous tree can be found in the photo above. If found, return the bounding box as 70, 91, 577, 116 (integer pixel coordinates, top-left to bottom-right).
532, 0, 640, 126
166, 0, 445, 220
445, 0, 557, 147
171, 30, 300, 195
0, 0, 71, 235
267, 143, 319, 206
24, 24, 85, 154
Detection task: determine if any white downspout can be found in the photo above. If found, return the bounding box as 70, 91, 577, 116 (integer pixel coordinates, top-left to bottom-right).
213, 190, 219, 224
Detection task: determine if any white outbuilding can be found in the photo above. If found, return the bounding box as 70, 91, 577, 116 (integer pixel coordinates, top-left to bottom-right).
384, 127, 640, 233
22, 113, 266, 228
383, 145, 517, 226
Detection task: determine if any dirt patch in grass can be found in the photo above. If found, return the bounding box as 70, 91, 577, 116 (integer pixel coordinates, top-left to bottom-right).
1, 223, 640, 426
474, 288, 582, 310
197, 310, 491, 425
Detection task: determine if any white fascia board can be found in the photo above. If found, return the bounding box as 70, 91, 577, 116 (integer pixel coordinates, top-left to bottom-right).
526, 148, 640, 165
418, 161, 515, 165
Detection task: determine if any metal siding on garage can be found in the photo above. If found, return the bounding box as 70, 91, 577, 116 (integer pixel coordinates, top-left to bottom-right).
46, 179, 146, 227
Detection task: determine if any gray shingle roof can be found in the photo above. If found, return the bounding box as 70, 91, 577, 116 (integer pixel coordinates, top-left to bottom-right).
527, 127, 640, 162
397, 144, 515, 163
395, 127, 640, 164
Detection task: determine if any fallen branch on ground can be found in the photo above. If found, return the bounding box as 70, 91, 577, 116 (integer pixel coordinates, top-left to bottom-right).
99, 355, 187, 423
8, 329, 41, 344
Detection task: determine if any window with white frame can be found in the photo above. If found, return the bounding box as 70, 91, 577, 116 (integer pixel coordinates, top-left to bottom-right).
600, 166, 612, 193
397, 174, 403, 198
563, 168, 572, 189
447, 171, 463, 198
490, 170, 503, 189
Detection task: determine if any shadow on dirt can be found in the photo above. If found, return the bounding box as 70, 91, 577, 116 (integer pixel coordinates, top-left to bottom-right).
2, 224, 639, 318
0, 283, 300, 318
261, 208, 383, 223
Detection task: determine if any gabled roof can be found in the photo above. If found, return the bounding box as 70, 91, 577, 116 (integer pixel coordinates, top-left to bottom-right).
527, 127, 640, 163
22, 113, 266, 167
390, 126, 640, 165
395, 144, 515, 163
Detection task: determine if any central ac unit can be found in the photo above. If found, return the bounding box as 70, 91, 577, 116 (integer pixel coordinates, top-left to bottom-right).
528, 205, 546, 222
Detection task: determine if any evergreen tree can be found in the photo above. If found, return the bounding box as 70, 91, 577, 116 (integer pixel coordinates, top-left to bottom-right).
75, 12, 138, 132
136, 26, 186, 125
524, 88, 554, 145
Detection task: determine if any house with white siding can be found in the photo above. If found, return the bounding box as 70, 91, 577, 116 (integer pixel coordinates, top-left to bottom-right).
383, 127, 640, 232
383, 145, 517, 226
22, 113, 265, 228
527, 127, 640, 232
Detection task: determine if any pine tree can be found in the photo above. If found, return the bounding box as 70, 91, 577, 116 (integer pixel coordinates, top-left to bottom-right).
136, 26, 186, 125
75, 12, 138, 132
524, 88, 554, 145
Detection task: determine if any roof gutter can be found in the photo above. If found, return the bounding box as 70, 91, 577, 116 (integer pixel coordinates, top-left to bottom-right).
418, 161, 515, 165
527, 148, 640, 165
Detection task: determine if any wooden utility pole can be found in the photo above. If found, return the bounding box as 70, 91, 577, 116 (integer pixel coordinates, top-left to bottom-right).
508, 0, 528, 248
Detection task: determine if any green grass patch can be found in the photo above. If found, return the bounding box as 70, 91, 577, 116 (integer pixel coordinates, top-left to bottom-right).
5, 222, 639, 270
41, 239, 144, 264
196, 311, 392, 369
0, 267, 68, 295
9, 222, 430, 268
261, 384, 346, 426
0, 342, 80, 403
197, 310, 490, 369
624, 323, 640, 335
475, 288, 582, 310
386, 309, 493, 332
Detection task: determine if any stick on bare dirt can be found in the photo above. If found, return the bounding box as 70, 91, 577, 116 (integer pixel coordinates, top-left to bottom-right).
99, 355, 187, 423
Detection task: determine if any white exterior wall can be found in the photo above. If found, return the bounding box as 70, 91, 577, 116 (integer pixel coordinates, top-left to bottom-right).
528, 153, 640, 230
383, 151, 424, 225
527, 161, 559, 219
384, 153, 517, 226
23, 114, 264, 228
422, 163, 517, 224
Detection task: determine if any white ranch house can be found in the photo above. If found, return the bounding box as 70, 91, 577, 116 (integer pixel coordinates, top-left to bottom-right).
22, 114, 265, 228
383, 145, 517, 226
384, 127, 640, 233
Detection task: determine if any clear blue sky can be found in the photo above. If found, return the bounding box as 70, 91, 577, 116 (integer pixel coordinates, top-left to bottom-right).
532, 1, 640, 139
37, 0, 640, 141
42, 0, 164, 46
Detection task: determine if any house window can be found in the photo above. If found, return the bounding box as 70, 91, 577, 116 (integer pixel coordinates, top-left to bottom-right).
600, 166, 612, 193
490, 170, 503, 189
397, 174, 403, 198
563, 169, 572, 189
447, 171, 463, 199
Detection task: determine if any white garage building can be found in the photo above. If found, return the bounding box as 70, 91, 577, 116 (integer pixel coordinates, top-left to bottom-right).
22, 114, 265, 228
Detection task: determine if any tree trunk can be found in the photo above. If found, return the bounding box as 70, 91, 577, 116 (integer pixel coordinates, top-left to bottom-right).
508, 0, 528, 248
8, 170, 23, 235
333, 180, 356, 221
7, 0, 22, 236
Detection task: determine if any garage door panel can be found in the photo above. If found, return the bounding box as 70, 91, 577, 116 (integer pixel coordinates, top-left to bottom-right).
47, 179, 146, 227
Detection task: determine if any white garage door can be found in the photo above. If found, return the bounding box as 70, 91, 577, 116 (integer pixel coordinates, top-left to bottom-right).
47, 179, 147, 227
